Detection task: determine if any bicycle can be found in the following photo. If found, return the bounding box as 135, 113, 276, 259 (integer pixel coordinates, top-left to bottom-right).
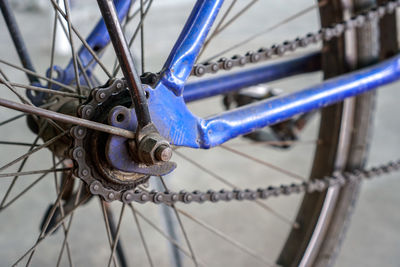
0, 0, 399, 266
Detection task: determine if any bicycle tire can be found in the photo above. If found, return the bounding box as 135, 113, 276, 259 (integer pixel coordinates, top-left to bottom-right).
0, 1, 397, 266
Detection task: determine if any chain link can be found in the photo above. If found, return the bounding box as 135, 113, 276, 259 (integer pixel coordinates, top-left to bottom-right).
70, 0, 400, 204
191, 0, 400, 77
118, 160, 400, 204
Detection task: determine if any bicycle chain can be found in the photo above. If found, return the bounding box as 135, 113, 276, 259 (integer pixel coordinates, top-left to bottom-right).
122, 159, 400, 204
70, 0, 400, 204
191, 0, 400, 77
69, 80, 400, 204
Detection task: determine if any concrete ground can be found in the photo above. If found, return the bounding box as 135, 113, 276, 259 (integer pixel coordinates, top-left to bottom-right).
0, 1, 399, 266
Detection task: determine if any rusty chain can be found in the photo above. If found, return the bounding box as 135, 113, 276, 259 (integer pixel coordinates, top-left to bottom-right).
191, 0, 399, 76
70, 0, 400, 204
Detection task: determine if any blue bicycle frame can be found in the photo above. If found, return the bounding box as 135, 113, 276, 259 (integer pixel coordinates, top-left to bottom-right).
41, 0, 400, 150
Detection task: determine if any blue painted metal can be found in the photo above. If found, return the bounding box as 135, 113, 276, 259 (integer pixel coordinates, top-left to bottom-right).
198, 53, 400, 147
183, 52, 321, 102
107, 0, 224, 172
160, 0, 224, 96
108, 53, 400, 156
28, 0, 131, 105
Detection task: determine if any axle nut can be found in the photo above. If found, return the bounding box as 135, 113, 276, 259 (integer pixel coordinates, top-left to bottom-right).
155, 145, 172, 162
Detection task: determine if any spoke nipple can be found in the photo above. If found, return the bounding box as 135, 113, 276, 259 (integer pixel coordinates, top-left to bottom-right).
155, 145, 173, 162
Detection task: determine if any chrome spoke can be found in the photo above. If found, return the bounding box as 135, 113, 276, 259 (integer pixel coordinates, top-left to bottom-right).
5, 81, 85, 99
0, 130, 68, 172
52, 156, 74, 267
62, 0, 82, 97
107, 204, 126, 267
0, 58, 77, 92
231, 139, 322, 147
0, 113, 25, 127
159, 176, 199, 267
197, 0, 238, 59
0, 69, 31, 104
0, 125, 44, 208
49, 0, 112, 78
127, 203, 206, 266
175, 151, 299, 228
130, 203, 153, 267
0, 167, 71, 178
220, 144, 306, 181
100, 200, 120, 267
48, 0, 59, 90
0, 97, 135, 139
175, 207, 274, 266
12, 193, 90, 267
203, 2, 321, 63
0, 141, 40, 147
25, 176, 76, 266
112, 0, 154, 77
55, 12, 95, 90
0, 160, 64, 211
140, 0, 145, 73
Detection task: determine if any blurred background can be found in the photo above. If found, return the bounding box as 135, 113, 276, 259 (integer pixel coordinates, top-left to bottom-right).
0, 0, 399, 266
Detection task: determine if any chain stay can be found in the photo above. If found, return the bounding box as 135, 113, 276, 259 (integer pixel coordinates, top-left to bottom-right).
70, 0, 400, 204
191, 0, 399, 77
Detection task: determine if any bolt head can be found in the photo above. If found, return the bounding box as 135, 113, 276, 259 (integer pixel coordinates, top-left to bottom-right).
155, 145, 172, 162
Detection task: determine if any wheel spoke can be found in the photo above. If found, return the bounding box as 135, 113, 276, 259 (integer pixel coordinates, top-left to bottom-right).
175, 207, 274, 266
0, 141, 40, 147
52, 156, 74, 267
0, 113, 25, 127
219, 144, 306, 181
231, 139, 322, 147
55, 12, 95, 90
5, 81, 85, 99
130, 202, 154, 267
100, 200, 121, 267
112, 0, 154, 77
0, 167, 71, 178
140, 0, 145, 74
61, 0, 82, 97
48, 0, 59, 91
107, 204, 126, 267
0, 97, 135, 139
12, 192, 90, 267
175, 151, 299, 228
202, 2, 322, 63
199, 0, 258, 60
127, 203, 206, 266
0, 124, 45, 208
49, 0, 112, 78
0, 69, 31, 104
0, 58, 77, 92
197, 0, 238, 59
0, 160, 64, 211
0, 130, 68, 172
159, 176, 199, 267
24, 176, 76, 266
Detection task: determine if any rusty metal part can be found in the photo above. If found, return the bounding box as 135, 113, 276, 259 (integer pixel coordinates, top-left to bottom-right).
70, 80, 150, 202
135, 123, 173, 165
116, 159, 400, 204
71, 79, 177, 202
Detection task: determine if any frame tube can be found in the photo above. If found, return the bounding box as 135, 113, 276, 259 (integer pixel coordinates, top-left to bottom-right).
183, 52, 321, 102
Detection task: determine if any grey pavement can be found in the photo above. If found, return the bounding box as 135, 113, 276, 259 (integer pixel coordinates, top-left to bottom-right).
0, 1, 399, 266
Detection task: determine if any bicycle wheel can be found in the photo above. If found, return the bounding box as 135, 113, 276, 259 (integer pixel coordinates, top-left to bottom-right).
0, 0, 397, 266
